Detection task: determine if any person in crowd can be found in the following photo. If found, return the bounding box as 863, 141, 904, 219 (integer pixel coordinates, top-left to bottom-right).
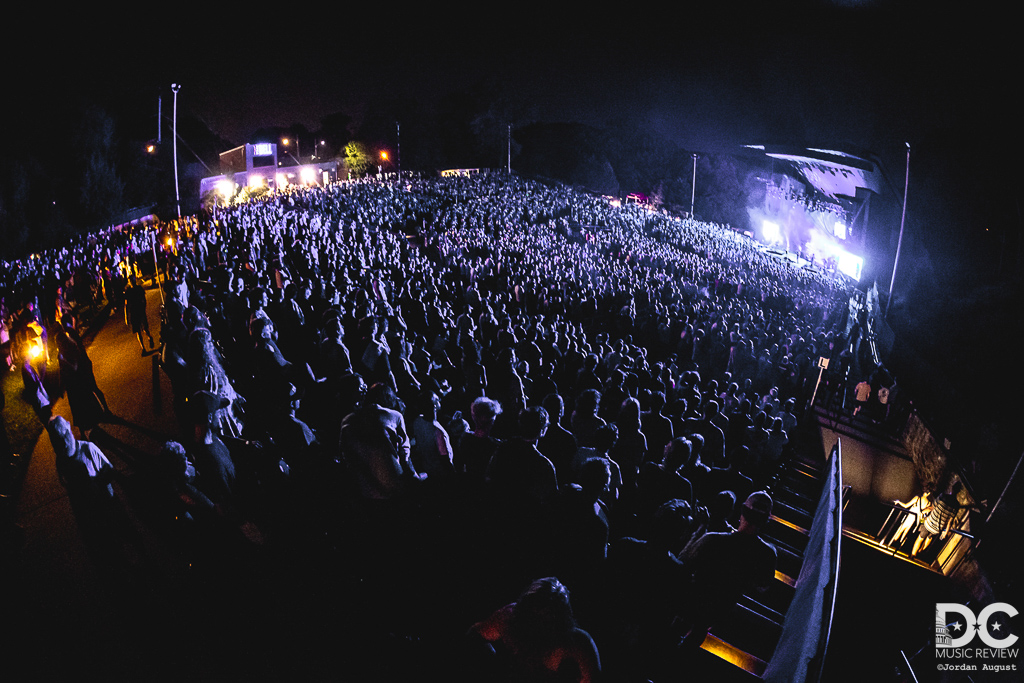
572, 423, 623, 508
409, 389, 455, 483
680, 399, 727, 470
49, 414, 116, 511
456, 396, 502, 489
912, 480, 964, 558
125, 276, 156, 353
157, 440, 217, 524
187, 390, 239, 506
47, 415, 141, 561
852, 377, 871, 416
2, 173, 858, 675
339, 382, 424, 502
538, 393, 578, 487
486, 405, 558, 510
640, 391, 674, 463
551, 456, 613, 584
676, 490, 778, 649
602, 498, 695, 679
56, 322, 108, 439
610, 397, 648, 491
466, 576, 601, 683
570, 389, 605, 450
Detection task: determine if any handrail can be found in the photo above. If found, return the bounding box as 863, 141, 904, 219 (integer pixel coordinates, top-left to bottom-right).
763, 439, 844, 683
899, 650, 921, 683
876, 502, 921, 552
817, 439, 843, 683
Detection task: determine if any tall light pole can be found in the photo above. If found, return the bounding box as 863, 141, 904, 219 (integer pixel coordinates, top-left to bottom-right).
171, 83, 181, 218
282, 137, 301, 164
508, 124, 512, 174
690, 153, 698, 218
396, 121, 401, 181
885, 142, 911, 321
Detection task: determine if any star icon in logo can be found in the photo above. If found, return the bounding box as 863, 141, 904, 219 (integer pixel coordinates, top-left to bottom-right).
950, 621, 963, 632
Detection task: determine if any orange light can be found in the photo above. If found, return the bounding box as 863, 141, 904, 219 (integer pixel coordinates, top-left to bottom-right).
380, 151, 388, 161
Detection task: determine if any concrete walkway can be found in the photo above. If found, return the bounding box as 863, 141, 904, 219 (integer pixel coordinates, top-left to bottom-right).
7, 287, 201, 681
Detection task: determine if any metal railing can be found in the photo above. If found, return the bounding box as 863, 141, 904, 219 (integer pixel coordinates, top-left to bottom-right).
763, 439, 844, 683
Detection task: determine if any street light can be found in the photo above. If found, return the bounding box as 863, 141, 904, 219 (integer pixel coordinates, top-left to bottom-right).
171, 83, 181, 218
885, 142, 911, 321
690, 153, 698, 219
281, 137, 301, 165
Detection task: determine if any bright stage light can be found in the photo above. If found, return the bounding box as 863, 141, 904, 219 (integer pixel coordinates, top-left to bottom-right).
300, 167, 317, 184
834, 220, 847, 240
762, 220, 781, 244
837, 251, 863, 281
249, 175, 265, 188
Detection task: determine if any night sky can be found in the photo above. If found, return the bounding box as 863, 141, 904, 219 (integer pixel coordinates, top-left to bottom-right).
13, 1, 1010, 158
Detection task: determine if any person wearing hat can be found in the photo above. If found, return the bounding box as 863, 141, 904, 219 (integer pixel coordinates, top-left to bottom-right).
676, 490, 778, 649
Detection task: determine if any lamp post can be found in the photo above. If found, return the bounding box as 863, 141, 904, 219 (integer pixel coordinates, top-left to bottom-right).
690, 153, 698, 219
282, 137, 301, 165
885, 142, 911, 321
396, 122, 401, 181
171, 83, 181, 218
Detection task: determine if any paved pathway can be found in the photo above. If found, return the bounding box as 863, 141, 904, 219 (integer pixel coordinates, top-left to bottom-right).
8, 286, 202, 680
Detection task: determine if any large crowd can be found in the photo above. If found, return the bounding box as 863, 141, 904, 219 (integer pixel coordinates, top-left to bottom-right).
3, 172, 861, 681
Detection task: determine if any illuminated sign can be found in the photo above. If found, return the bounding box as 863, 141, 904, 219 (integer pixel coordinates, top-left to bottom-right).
252, 143, 274, 157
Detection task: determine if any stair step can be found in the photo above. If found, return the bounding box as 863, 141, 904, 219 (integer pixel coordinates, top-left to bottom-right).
765, 516, 809, 554
771, 543, 804, 580
771, 499, 814, 529
698, 633, 768, 679
710, 602, 783, 661
755, 574, 796, 615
